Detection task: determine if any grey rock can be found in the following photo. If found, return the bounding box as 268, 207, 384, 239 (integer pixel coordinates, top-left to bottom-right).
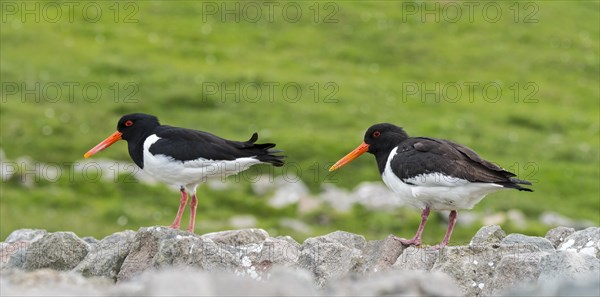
484, 251, 550, 296
1, 241, 31, 269
432, 245, 505, 296
5, 226, 599, 296
154, 235, 238, 272
117, 266, 319, 296
360, 235, 405, 273
202, 228, 269, 246
470, 225, 506, 246
117, 226, 190, 282
2, 229, 50, 270
1, 268, 112, 296
538, 250, 600, 283
305, 231, 366, 250
266, 265, 318, 295
557, 227, 600, 259
500, 233, 555, 252
276, 235, 300, 246
252, 237, 301, 268
4, 229, 47, 243
73, 230, 136, 280
298, 232, 364, 286
545, 226, 576, 248
502, 273, 600, 297
81, 237, 99, 245
393, 246, 439, 271
22, 232, 89, 271
324, 270, 462, 296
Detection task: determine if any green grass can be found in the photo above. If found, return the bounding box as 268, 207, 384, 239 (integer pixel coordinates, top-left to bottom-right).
1, 1, 598, 243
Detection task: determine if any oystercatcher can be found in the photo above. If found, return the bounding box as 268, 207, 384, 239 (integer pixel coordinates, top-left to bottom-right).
84, 113, 284, 232
329, 123, 532, 248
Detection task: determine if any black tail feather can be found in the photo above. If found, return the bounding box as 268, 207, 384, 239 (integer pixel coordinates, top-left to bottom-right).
247, 133, 259, 143
499, 177, 533, 192
246, 132, 285, 167
509, 177, 532, 185
257, 150, 285, 167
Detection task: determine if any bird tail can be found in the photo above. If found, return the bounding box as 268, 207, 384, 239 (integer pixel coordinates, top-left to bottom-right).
246, 133, 285, 167
500, 177, 533, 192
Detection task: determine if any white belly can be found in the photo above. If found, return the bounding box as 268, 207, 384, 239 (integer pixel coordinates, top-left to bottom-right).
142, 135, 262, 191
381, 147, 504, 211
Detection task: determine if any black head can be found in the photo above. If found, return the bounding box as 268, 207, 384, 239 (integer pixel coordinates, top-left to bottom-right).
363, 123, 409, 154
329, 123, 409, 171
117, 113, 161, 141
84, 113, 161, 158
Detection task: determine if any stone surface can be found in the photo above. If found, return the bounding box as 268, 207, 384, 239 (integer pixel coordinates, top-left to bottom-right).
502, 273, 600, 296
202, 228, 269, 246
73, 230, 136, 280
500, 233, 555, 252
2, 226, 600, 296
22, 232, 89, 271
484, 251, 550, 296
545, 226, 576, 248
1, 241, 31, 269
470, 225, 506, 246
557, 227, 600, 259
324, 270, 462, 296
117, 226, 190, 282
4, 229, 47, 244
298, 231, 365, 286
393, 246, 439, 271
432, 245, 505, 296
153, 234, 239, 272
81, 237, 100, 245
360, 235, 406, 273
1, 268, 112, 296
537, 250, 600, 283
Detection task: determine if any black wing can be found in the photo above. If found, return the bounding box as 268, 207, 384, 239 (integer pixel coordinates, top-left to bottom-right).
390, 137, 532, 191
149, 126, 284, 166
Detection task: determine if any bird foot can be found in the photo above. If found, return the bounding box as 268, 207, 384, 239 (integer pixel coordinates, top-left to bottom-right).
390, 235, 421, 246
169, 223, 180, 229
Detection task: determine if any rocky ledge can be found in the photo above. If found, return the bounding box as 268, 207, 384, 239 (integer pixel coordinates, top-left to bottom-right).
1, 226, 599, 296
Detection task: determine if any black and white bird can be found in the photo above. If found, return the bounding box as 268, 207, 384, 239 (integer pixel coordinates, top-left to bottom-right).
329, 123, 532, 248
84, 113, 284, 233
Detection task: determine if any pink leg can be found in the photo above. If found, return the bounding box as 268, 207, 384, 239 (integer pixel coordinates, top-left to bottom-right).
187, 193, 198, 233
169, 187, 189, 229
392, 207, 430, 246
435, 210, 458, 249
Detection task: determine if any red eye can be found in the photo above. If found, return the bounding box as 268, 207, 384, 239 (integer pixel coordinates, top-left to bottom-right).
124, 120, 133, 127
373, 131, 381, 138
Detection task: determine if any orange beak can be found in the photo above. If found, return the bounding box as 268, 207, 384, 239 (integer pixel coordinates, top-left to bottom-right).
83, 131, 122, 158
329, 142, 370, 171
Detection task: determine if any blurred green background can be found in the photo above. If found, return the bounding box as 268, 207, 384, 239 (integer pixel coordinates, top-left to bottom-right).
1, 1, 598, 244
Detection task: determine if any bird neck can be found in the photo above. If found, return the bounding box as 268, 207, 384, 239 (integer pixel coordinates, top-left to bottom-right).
373, 149, 393, 175
128, 140, 145, 169
125, 130, 155, 169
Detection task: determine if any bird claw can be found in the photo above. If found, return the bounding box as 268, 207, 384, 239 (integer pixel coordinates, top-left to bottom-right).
390, 235, 421, 246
